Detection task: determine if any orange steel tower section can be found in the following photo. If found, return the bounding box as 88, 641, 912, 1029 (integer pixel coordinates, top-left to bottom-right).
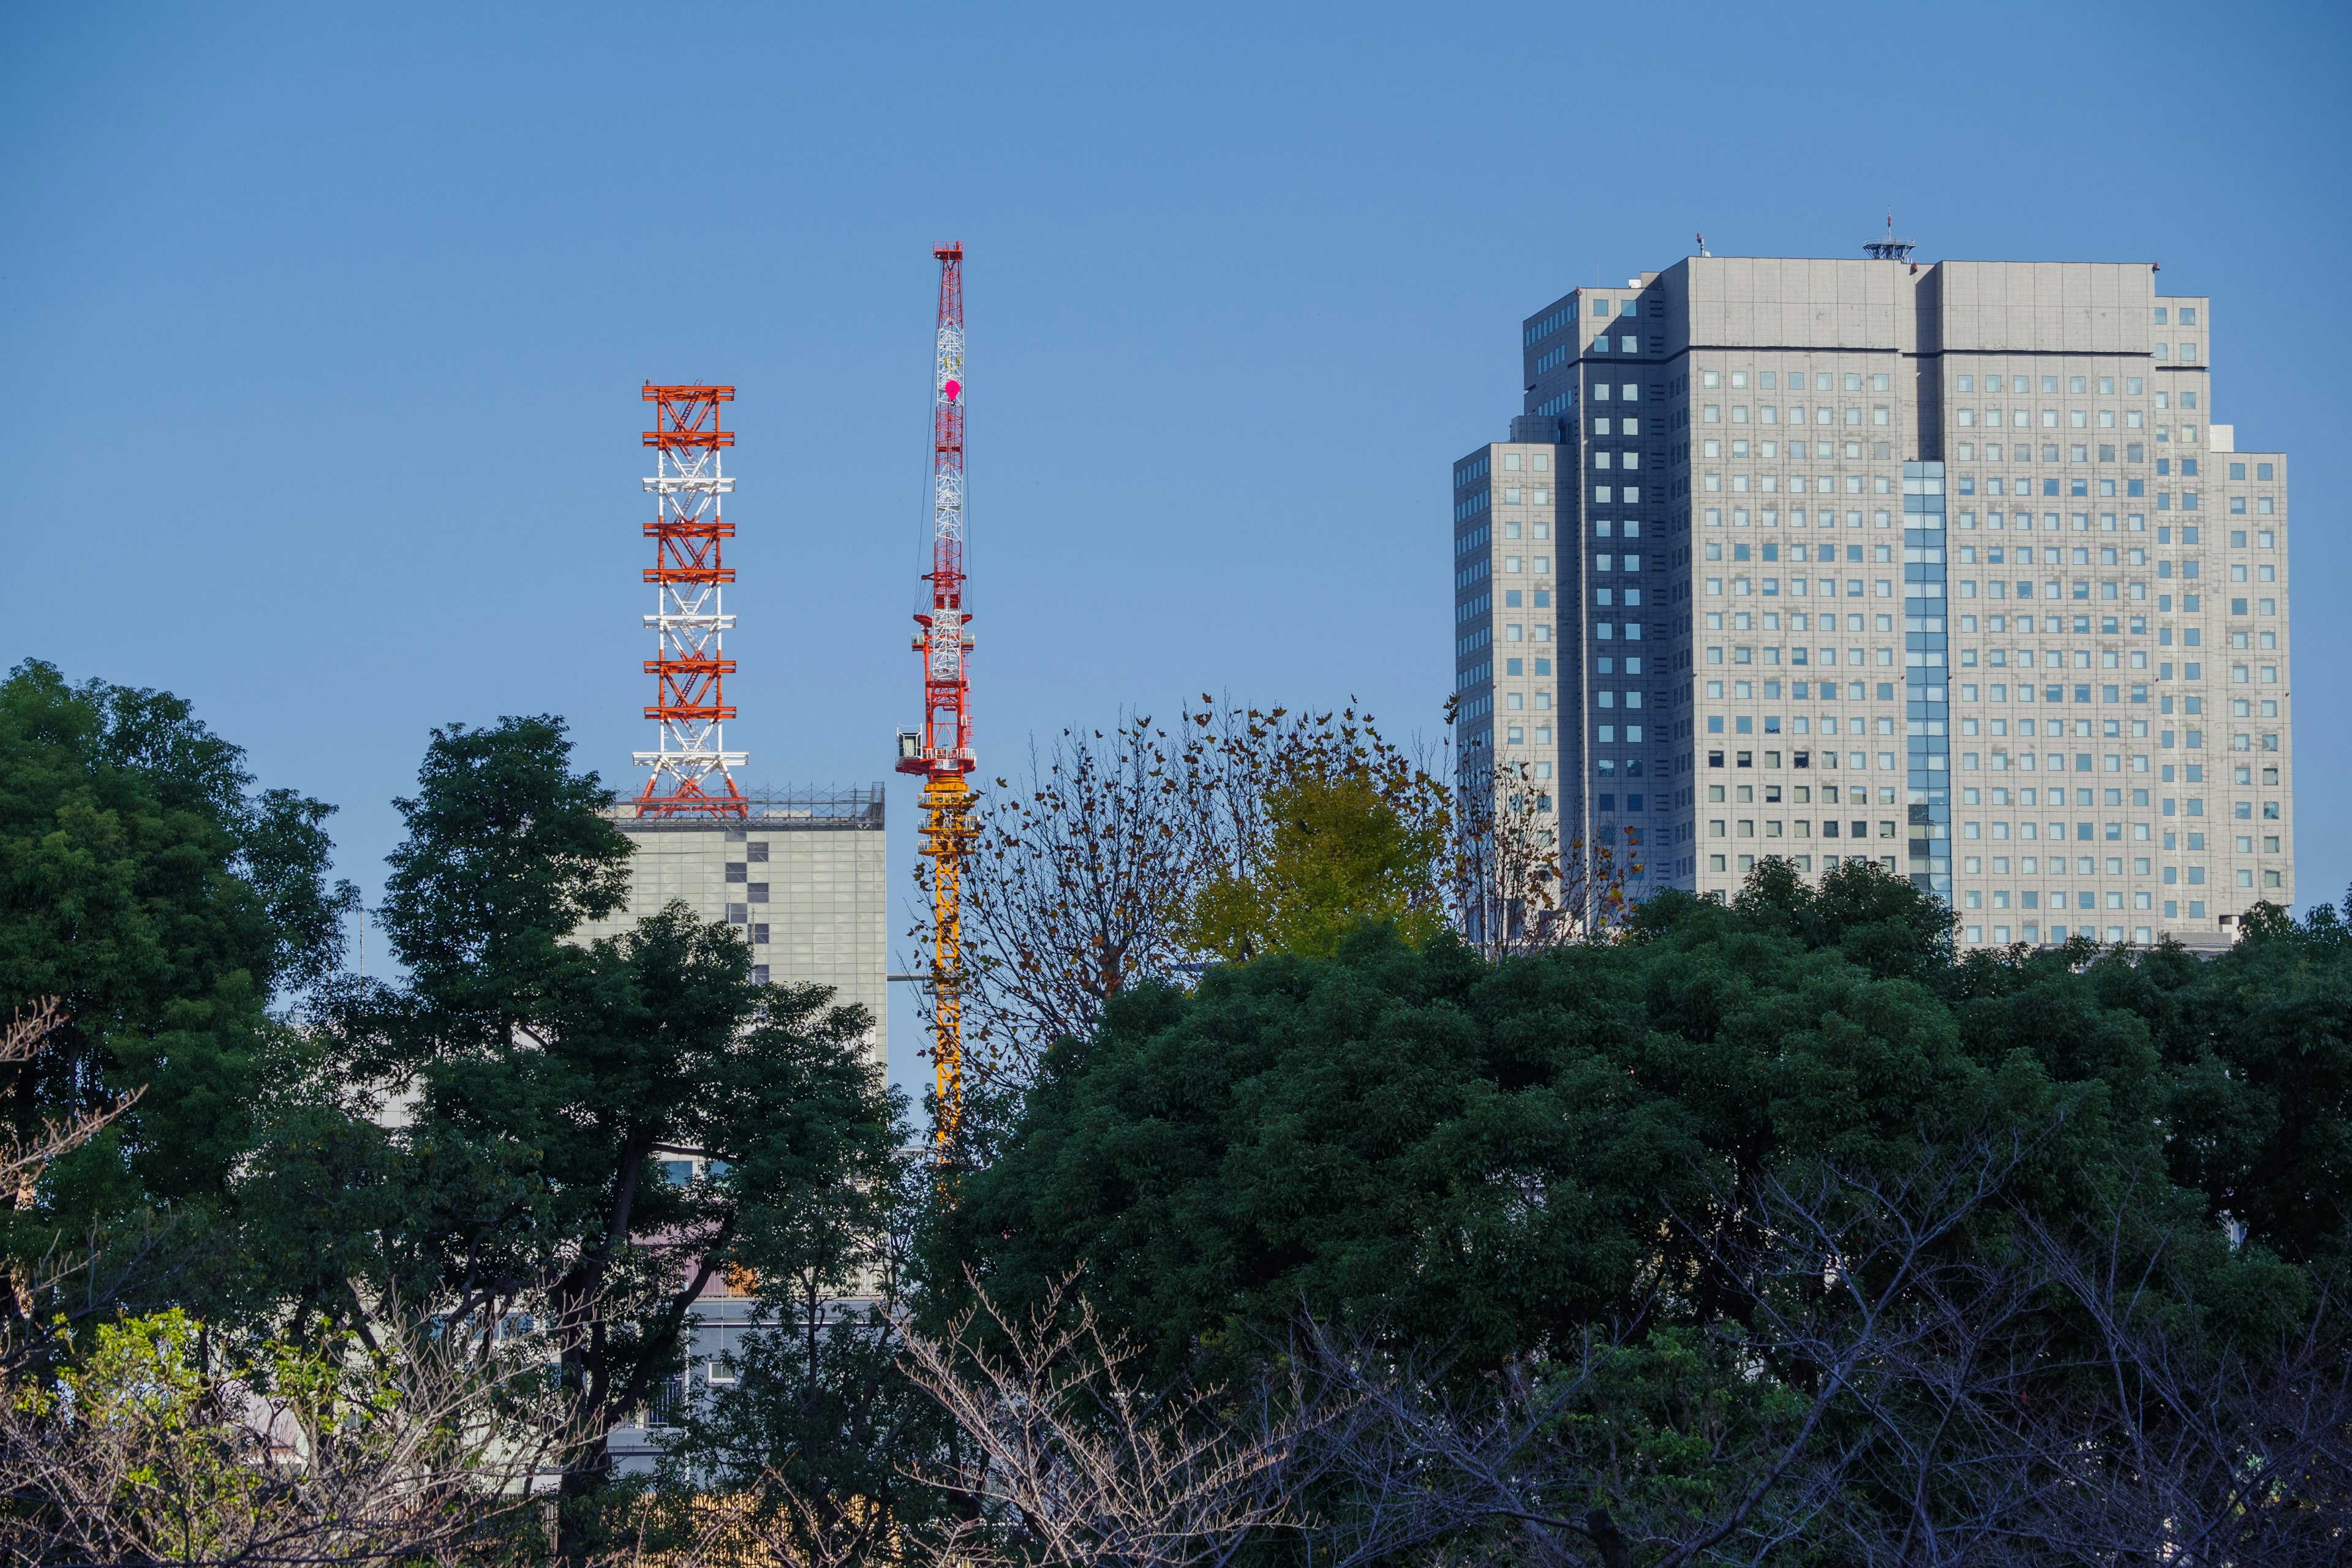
636, 384, 748, 818
896, 246, 976, 1152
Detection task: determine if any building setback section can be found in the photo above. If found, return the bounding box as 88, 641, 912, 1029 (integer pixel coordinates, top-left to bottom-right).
1464, 254, 2291, 951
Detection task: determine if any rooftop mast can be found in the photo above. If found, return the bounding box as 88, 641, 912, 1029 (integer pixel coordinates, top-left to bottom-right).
636, 385, 748, 817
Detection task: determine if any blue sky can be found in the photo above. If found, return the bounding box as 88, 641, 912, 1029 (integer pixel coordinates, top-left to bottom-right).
6, 1, 2348, 1102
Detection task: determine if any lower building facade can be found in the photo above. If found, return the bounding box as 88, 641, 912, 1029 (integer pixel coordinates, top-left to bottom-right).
575, 784, 891, 1476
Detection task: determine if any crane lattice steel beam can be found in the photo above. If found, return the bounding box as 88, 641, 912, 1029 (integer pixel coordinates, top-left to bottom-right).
895, 246, 976, 1155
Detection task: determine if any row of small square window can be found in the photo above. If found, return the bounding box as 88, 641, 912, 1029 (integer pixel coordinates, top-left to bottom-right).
1705, 781, 1871, 804
1706, 679, 1898, 704
1953, 613, 2275, 641
1711, 853, 1899, 876
1962, 875, 2280, 911
1703, 475, 1898, 494
1964, 824, 2276, 851
1694, 366, 2197, 401
1963, 760, 2282, 797
1972, 839, 2287, 867
1958, 699, 2281, 728
1702, 750, 1893, 776
1965, 889, 2258, 918
1954, 542, 2277, 567
1958, 412, 2177, 432
1706, 611, 1899, 631
1708, 541, 1889, 563
1960, 374, 2166, 394
1702, 371, 1894, 391
1704, 574, 1898, 600
1702, 404, 1890, 425
1968, 922, 2180, 945
1708, 818, 1895, 840
1705, 732, 1915, 764
1961, 479, 2274, 508
1966, 771, 2273, 802
1699, 442, 1884, 463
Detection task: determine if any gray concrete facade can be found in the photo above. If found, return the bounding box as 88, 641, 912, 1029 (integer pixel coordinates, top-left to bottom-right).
578, 786, 890, 1477
573, 786, 890, 1062
1459, 252, 2292, 948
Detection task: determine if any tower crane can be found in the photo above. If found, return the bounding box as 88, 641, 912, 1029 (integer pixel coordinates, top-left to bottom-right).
895, 244, 976, 1155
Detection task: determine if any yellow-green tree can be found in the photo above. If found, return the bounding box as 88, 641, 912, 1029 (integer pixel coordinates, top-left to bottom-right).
1183, 771, 1445, 963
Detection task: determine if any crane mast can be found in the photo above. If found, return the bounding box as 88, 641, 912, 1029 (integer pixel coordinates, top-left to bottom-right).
897, 243, 976, 1155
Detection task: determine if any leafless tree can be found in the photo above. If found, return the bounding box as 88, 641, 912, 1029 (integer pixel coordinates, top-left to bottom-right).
2, 997, 147, 1337
926, 718, 1212, 1092
1444, 751, 1636, 961
2, 998, 142, 1212
1946, 1206, 2352, 1567
0, 1312, 583, 1566
924, 700, 1611, 1095
895, 1275, 1332, 1568
1285, 1132, 2351, 1568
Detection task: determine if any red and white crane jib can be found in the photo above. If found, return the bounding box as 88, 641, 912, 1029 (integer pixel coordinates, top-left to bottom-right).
913, 243, 974, 771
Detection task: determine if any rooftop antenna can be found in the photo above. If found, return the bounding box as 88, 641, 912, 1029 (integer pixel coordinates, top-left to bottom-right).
1863, 212, 1917, 263
1696, 230, 1709, 257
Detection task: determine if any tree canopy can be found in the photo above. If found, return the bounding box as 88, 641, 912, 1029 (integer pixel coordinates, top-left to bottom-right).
0, 659, 352, 1327
938, 863, 2350, 1381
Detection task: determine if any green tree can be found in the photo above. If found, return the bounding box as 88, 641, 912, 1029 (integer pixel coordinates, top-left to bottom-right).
2147, 895, 2352, 1268
940, 861, 2296, 1378
0, 660, 352, 1336
926, 857, 2352, 1556
1183, 771, 1446, 963
297, 717, 903, 1558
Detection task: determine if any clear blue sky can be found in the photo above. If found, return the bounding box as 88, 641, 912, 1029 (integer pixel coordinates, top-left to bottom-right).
6, 1, 2348, 1102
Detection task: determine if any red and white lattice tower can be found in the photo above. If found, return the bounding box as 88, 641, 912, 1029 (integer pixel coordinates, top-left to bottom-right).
635, 383, 748, 818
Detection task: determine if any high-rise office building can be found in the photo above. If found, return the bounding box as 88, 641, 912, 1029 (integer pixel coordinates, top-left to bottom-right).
1453, 254, 2292, 948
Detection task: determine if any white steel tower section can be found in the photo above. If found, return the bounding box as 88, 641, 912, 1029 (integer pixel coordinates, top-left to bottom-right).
635, 386, 747, 813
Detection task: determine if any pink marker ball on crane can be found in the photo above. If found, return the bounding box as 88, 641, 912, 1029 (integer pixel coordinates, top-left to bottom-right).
942, 379, 962, 402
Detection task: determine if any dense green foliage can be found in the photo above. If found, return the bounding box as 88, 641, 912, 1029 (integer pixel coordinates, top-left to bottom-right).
1184, 773, 1447, 964
8, 663, 2347, 1560
279, 718, 904, 1539
0, 660, 351, 1325
938, 862, 2350, 1379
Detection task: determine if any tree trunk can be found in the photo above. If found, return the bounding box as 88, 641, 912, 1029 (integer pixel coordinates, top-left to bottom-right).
1583, 1509, 1634, 1568
555, 1432, 612, 1567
